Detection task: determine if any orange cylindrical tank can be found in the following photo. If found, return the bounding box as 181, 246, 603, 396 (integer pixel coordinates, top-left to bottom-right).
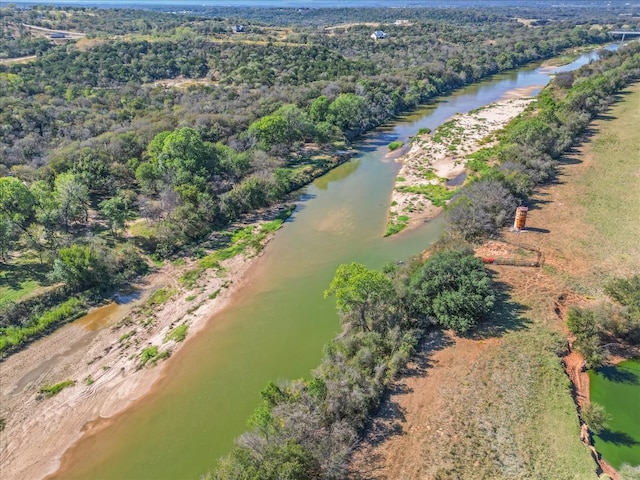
514, 206, 528, 230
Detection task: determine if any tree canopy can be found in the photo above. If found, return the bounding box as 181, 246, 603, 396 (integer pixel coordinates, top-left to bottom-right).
408, 250, 495, 333
324, 262, 396, 332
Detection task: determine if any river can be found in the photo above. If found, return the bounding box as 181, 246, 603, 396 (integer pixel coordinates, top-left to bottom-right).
51, 47, 613, 480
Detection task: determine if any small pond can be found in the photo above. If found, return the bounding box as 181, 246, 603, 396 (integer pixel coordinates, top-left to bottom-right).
588, 359, 640, 469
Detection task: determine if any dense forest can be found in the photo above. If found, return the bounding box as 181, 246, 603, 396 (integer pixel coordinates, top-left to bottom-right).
0, 4, 636, 356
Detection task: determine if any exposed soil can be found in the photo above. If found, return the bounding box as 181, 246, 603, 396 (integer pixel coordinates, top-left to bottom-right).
349, 331, 499, 479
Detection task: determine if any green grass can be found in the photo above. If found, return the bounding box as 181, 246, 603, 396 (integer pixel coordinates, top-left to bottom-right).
577, 86, 640, 470
119, 330, 136, 343
432, 120, 464, 144
39, 380, 76, 398
199, 212, 291, 269
384, 215, 410, 237
129, 220, 156, 239
139, 345, 170, 367
466, 157, 492, 174
179, 268, 202, 289
165, 324, 189, 343
0, 297, 86, 356
397, 184, 456, 207
388, 140, 404, 151
412, 293, 595, 478
147, 287, 176, 306
578, 89, 640, 269
0, 255, 50, 304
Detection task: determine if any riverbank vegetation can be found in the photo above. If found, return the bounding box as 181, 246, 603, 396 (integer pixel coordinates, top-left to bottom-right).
446, 42, 640, 241
1, 5, 626, 359
208, 43, 640, 478
208, 249, 495, 478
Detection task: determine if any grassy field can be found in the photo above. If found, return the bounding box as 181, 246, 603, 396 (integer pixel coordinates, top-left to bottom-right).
578, 89, 640, 278
0, 255, 50, 304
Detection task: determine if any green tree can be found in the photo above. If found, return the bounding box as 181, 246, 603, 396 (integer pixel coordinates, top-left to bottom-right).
581, 402, 610, 434
327, 93, 365, 131
99, 195, 132, 236
248, 114, 290, 150
30, 180, 61, 252
71, 148, 112, 193
309, 95, 330, 122
0, 176, 35, 260
49, 244, 109, 291
566, 308, 607, 368
54, 173, 89, 232
324, 262, 396, 332
0, 218, 14, 262
407, 250, 494, 333
143, 127, 219, 192
211, 440, 316, 480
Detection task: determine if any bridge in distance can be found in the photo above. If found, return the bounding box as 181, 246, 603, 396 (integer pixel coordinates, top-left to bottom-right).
609, 30, 640, 42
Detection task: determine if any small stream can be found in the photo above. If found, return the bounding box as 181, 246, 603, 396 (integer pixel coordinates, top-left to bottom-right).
52, 47, 616, 480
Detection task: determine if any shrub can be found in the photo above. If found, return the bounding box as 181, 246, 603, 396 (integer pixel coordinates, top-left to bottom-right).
407, 249, 495, 333
581, 402, 610, 434
566, 307, 607, 368
39, 380, 76, 398
446, 179, 518, 240
388, 141, 404, 151
165, 324, 188, 343
139, 345, 170, 367
619, 464, 640, 480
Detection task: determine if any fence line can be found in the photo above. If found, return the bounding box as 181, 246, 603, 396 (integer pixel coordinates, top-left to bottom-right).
481, 240, 544, 268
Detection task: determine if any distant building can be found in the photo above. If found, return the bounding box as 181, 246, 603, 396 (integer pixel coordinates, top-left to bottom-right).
394, 19, 410, 25
232, 25, 244, 33
371, 30, 387, 40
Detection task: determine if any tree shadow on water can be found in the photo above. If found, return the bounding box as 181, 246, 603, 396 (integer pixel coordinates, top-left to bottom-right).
596, 364, 640, 385
598, 429, 640, 447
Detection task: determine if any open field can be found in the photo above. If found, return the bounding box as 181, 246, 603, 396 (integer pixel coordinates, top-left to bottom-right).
0, 255, 50, 304
0, 55, 37, 65
350, 84, 640, 480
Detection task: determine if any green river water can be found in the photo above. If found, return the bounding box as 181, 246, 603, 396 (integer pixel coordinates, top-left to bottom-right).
589, 359, 640, 469
51, 49, 613, 480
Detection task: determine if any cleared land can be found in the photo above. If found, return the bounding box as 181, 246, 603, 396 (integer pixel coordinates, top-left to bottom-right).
350, 84, 640, 479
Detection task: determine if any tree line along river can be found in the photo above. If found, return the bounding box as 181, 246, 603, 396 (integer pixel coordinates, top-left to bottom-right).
49, 46, 616, 480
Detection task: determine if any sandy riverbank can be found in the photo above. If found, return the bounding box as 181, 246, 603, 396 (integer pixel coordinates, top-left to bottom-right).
386, 93, 537, 234
0, 220, 276, 480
